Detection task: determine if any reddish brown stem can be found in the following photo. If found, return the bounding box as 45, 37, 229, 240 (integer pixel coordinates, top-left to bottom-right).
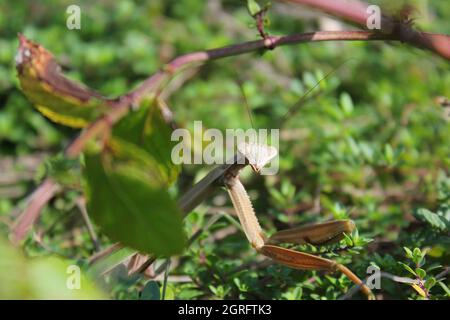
10, 178, 60, 243
69, 30, 428, 157
10, 29, 450, 242
282, 0, 450, 59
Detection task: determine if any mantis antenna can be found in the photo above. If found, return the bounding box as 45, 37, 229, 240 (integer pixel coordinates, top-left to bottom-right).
235, 76, 278, 172
278, 58, 354, 127
234, 60, 352, 172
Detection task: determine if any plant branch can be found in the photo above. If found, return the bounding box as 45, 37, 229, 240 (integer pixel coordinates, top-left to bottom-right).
65, 30, 449, 157
10, 29, 450, 242
281, 0, 450, 59
10, 178, 60, 243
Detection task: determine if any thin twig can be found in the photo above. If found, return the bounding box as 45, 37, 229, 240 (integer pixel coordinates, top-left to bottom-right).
281, 0, 450, 59
339, 271, 422, 300
76, 197, 101, 252
161, 259, 171, 300
435, 267, 450, 281
64, 30, 450, 158
88, 242, 122, 265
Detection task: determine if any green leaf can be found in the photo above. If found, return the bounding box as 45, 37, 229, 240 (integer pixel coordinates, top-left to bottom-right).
438, 281, 450, 297
343, 232, 353, 247
84, 145, 186, 256
412, 247, 422, 262
404, 247, 413, 259
141, 281, 160, 300
415, 268, 426, 279
424, 277, 436, 290
398, 262, 416, 277
359, 142, 374, 163
414, 208, 449, 232
247, 0, 261, 16
346, 136, 360, 157
208, 285, 218, 296
0, 236, 105, 299
113, 99, 180, 185
384, 144, 394, 165
329, 203, 349, 220
353, 234, 372, 247
340, 92, 354, 116
282, 286, 302, 300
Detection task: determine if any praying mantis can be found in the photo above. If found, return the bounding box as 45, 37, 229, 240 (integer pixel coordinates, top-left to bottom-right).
176, 64, 375, 299
178, 141, 375, 300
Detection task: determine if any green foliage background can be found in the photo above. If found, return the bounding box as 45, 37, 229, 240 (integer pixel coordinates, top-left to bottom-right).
0, 0, 449, 299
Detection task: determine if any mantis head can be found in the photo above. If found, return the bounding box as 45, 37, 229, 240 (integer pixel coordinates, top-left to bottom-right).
237, 142, 277, 173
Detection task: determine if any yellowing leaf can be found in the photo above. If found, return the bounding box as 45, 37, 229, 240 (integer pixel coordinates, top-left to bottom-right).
411, 284, 427, 298
15, 34, 112, 128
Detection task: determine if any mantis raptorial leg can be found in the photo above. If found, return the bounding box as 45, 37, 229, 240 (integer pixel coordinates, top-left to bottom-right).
222, 143, 375, 300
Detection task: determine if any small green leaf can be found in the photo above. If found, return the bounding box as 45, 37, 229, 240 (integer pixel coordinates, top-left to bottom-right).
398, 262, 416, 276
412, 248, 424, 266
404, 247, 413, 259
329, 203, 349, 220
424, 277, 436, 290
208, 285, 218, 296
438, 281, 450, 297
384, 144, 394, 165
343, 233, 353, 247
247, 0, 261, 16
415, 268, 426, 279
414, 208, 449, 232
359, 142, 374, 163
346, 136, 360, 157
340, 92, 354, 116
282, 286, 302, 300
269, 188, 286, 207
353, 235, 372, 247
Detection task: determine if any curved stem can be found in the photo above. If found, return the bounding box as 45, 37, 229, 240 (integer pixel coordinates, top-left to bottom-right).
12, 29, 450, 241
282, 0, 450, 59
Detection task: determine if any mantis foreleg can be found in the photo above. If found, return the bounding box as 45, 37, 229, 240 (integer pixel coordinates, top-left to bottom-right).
223, 169, 374, 300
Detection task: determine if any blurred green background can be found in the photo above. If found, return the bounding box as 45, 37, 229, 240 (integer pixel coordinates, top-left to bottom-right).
0, 0, 449, 299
